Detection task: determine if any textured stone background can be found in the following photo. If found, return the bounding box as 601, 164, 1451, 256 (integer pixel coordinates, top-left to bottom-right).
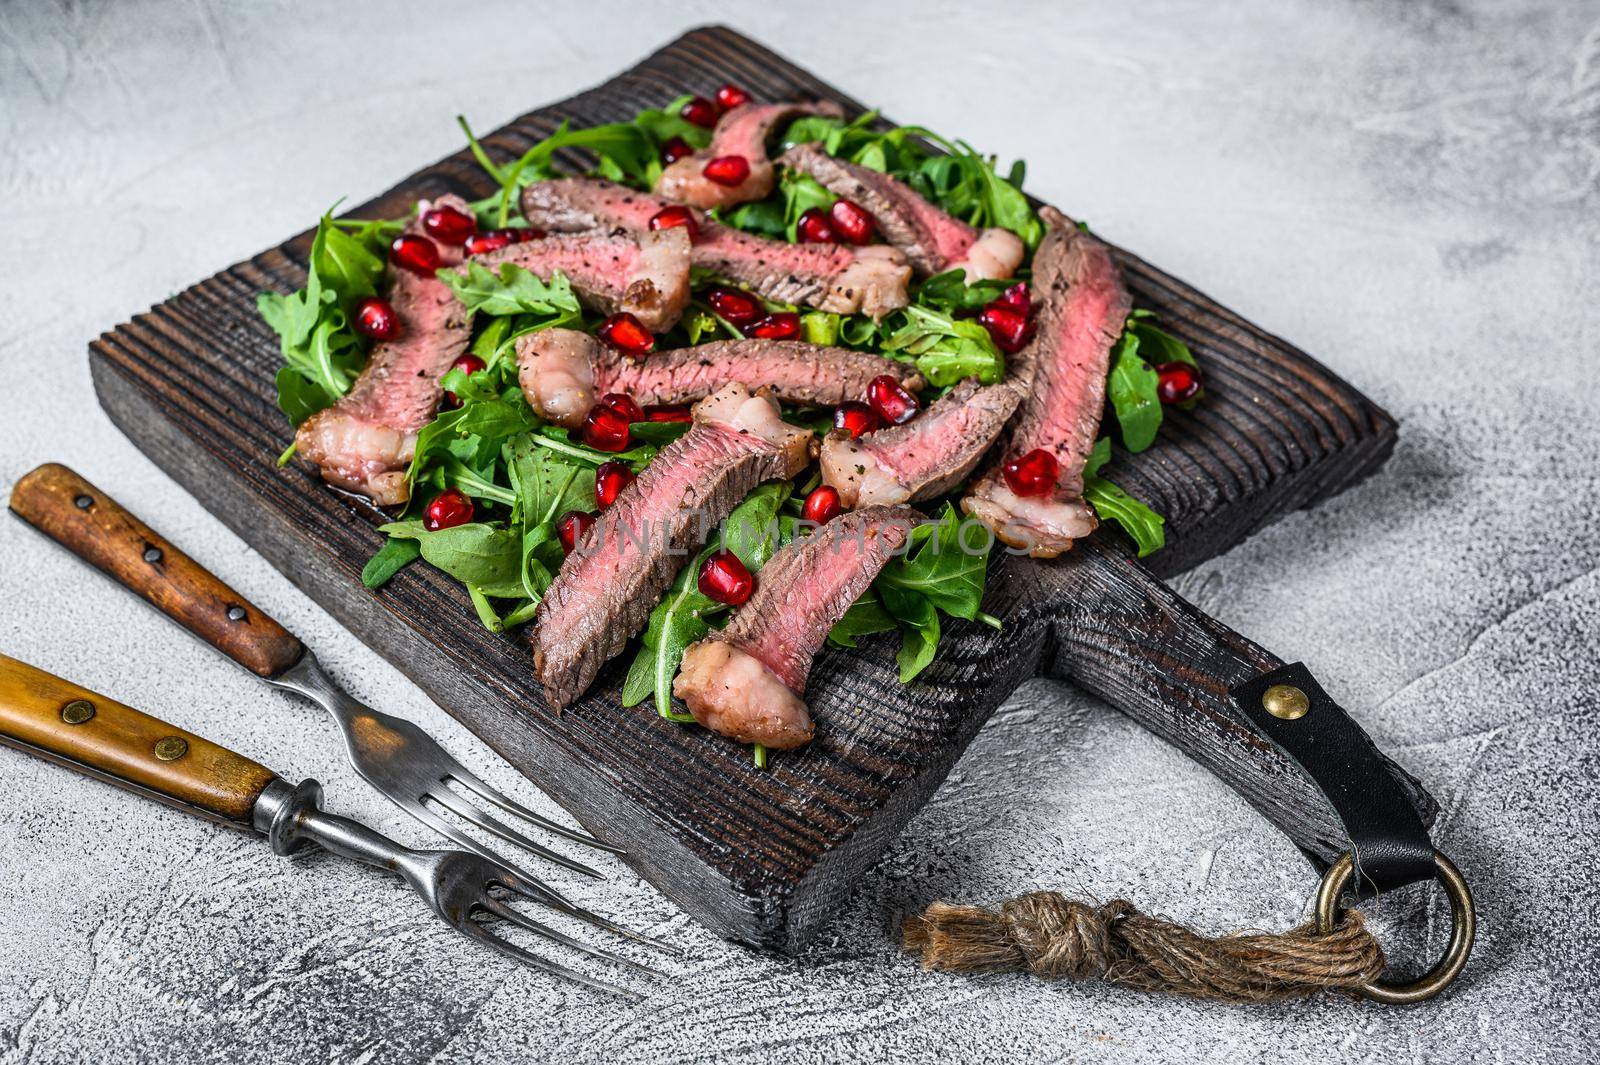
1, 1, 1596, 1061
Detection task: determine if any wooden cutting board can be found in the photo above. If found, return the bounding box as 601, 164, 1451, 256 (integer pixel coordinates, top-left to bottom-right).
87, 26, 1432, 951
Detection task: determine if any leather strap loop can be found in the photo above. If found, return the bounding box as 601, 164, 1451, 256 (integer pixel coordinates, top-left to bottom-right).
1231, 662, 1435, 893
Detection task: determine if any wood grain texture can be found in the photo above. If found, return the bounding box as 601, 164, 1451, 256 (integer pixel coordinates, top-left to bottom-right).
84, 26, 1426, 950
0, 652, 278, 825
9, 463, 305, 678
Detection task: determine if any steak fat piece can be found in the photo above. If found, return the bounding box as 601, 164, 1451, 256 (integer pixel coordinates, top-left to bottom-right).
674, 505, 915, 749
530, 384, 812, 711
656, 101, 843, 211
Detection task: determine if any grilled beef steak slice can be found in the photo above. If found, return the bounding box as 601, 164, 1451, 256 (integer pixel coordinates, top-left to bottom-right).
962, 207, 1131, 557
531, 384, 812, 710
520, 178, 911, 320
516, 328, 921, 428
294, 195, 472, 505
467, 227, 690, 332
656, 101, 843, 211
674, 504, 915, 748
821, 377, 1019, 507
779, 143, 1025, 281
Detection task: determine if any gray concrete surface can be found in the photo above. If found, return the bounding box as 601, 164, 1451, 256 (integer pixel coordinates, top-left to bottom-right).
1, 1, 1596, 1061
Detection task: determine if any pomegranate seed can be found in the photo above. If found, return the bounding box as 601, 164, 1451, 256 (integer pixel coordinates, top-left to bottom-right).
601, 392, 644, 423
515, 226, 545, 241
715, 83, 750, 110
796, 207, 838, 244
801, 486, 842, 526
422, 204, 476, 245
702, 155, 750, 187
698, 549, 754, 606
597, 312, 655, 356
680, 96, 718, 129
389, 234, 440, 276
594, 461, 635, 510
1156, 361, 1202, 405
998, 282, 1031, 313
649, 205, 700, 242
833, 401, 881, 438
828, 199, 876, 246
579, 404, 631, 452
660, 136, 693, 165
744, 312, 799, 340
1002, 448, 1060, 497
556, 510, 595, 555
867, 375, 919, 426
705, 286, 761, 326
645, 404, 693, 422
465, 230, 512, 256
352, 297, 399, 341
442, 353, 486, 409
424, 488, 474, 531
978, 304, 1034, 355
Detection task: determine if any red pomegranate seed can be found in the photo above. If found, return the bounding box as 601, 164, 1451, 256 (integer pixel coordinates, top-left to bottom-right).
515, 226, 546, 241
828, 199, 877, 246
579, 404, 631, 452
594, 461, 635, 510
680, 96, 718, 129
424, 488, 474, 531
645, 404, 693, 422
1156, 361, 1202, 405
745, 312, 799, 340
660, 136, 693, 165
597, 312, 655, 356
352, 297, 399, 341
389, 234, 440, 276
464, 230, 511, 256
706, 286, 761, 326
867, 374, 919, 426
422, 204, 476, 245
801, 486, 842, 526
978, 304, 1034, 355
601, 392, 644, 423
1002, 448, 1060, 497
998, 282, 1031, 313
649, 205, 700, 242
715, 83, 750, 110
556, 510, 595, 555
833, 401, 881, 438
796, 207, 838, 244
702, 155, 750, 187
698, 549, 754, 606
442, 353, 486, 409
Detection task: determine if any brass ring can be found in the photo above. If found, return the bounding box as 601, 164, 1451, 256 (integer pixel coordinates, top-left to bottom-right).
1314, 850, 1476, 1004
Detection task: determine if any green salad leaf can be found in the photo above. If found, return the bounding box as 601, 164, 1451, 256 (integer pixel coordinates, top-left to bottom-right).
437, 263, 583, 321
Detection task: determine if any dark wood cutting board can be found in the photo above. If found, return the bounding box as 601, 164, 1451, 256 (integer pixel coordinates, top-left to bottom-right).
86, 26, 1433, 951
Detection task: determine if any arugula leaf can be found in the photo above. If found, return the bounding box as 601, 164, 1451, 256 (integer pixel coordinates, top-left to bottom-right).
1084, 474, 1166, 558
506, 434, 592, 602
827, 591, 898, 648
437, 263, 583, 321
880, 304, 1006, 386
378, 519, 525, 597
870, 504, 997, 682
1106, 329, 1161, 453
361, 536, 421, 589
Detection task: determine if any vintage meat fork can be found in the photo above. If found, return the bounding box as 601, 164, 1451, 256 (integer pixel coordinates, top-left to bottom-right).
0, 651, 651, 998
8, 464, 669, 955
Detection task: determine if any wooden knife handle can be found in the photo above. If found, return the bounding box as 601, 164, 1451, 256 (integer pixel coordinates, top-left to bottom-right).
0, 652, 279, 826
9, 463, 304, 678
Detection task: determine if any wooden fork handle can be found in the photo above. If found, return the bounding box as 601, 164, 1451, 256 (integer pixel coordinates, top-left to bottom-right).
0, 652, 279, 826
9, 463, 304, 678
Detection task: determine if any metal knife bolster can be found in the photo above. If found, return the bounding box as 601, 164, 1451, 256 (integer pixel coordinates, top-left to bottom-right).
250, 775, 412, 874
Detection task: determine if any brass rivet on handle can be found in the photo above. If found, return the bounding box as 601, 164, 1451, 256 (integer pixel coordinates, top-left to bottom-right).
153, 736, 189, 761
61, 700, 96, 724
1262, 684, 1309, 720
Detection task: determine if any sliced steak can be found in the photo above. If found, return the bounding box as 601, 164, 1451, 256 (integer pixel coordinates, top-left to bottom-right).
516, 328, 921, 428
294, 195, 472, 506
531, 384, 812, 710
467, 227, 690, 332
673, 504, 914, 749
962, 208, 1131, 557
780, 143, 1026, 281
520, 177, 911, 320
821, 377, 1020, 507
656, 101, 843, 211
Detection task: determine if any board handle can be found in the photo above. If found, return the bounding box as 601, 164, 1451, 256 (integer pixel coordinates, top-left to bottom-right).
0, 652, 279, 826
1027, 536, 1436, 865
9, 464, 305, 678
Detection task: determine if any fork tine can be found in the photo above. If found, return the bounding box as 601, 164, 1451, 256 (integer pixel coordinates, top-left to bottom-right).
445, 765, 626, 854
400, 799, 597, 892
494, 868, 681, 956
425, 787, 604, 880
477, 896, 664, 978
459, 919, 642, 1000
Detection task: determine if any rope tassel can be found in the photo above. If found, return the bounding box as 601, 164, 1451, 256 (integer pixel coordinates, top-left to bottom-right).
903, 892, 1386, 1003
